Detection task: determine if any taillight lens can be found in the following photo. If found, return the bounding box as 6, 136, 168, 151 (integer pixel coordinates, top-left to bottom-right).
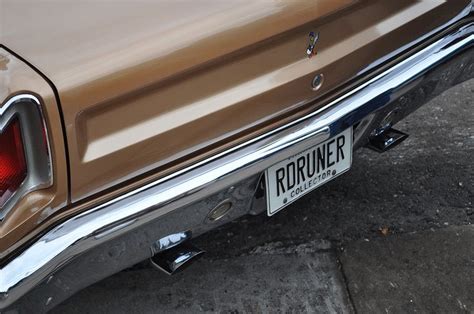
0, 95, 52, 221
0, 118, 27, 207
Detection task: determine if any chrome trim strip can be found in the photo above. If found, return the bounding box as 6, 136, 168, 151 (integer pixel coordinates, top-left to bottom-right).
1, 21, 473, 310
0, 94, 53, 221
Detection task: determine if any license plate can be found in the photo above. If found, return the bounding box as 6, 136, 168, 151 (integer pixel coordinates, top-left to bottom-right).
265, 128, 352, 215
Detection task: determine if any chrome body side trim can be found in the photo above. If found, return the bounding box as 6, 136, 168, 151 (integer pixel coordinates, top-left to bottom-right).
0, 94, 53, 221
1, 20, 473, 312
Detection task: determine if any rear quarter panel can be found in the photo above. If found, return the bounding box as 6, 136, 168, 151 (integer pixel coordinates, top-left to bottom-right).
0, 49, 68, 255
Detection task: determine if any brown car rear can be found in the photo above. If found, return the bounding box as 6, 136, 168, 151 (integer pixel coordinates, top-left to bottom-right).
0, 0, 473, 311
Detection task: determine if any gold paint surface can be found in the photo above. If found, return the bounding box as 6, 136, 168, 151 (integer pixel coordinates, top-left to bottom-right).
0, 0, 470, 251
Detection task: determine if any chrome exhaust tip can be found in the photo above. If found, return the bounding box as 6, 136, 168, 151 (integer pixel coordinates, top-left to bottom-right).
366, 127, 408, 153
150, 242, 205, 275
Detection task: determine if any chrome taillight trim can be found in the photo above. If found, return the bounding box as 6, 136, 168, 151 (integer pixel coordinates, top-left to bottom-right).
0, 94, 53, 221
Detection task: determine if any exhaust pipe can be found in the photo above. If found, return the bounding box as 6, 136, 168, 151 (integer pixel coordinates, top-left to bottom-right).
366, 127, 408, 153
150, 241, 205, 275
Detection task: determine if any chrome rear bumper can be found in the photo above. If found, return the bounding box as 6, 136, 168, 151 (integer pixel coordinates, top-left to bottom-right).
1, 18, 473, 313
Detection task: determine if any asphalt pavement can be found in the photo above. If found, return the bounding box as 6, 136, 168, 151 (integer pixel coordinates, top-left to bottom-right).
54, 79, 473, 313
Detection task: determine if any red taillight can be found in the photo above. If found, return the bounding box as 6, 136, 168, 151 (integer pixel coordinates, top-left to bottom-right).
0, 118, 27, 207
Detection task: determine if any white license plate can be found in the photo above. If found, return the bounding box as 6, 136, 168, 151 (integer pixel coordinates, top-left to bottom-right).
265, 128, 352, 215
